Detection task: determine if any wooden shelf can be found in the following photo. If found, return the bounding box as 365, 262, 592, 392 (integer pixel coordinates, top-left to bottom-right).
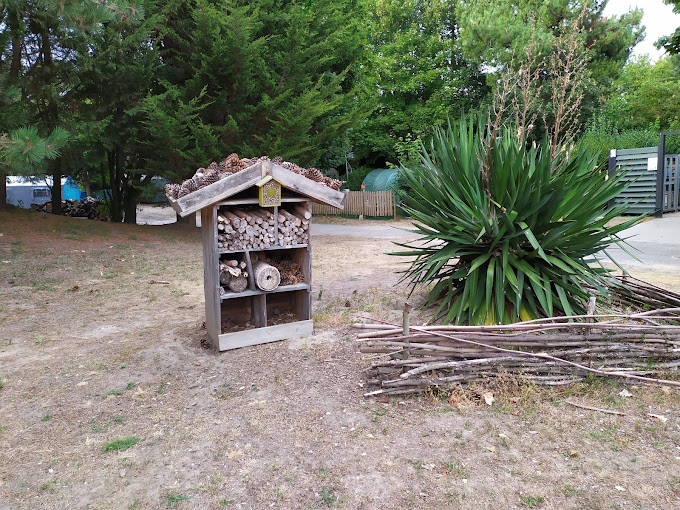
218, 244, 308, 255
203, 199, 313, 350
217, 197, 311, 206
220, 282, 309, 300
217, 320, 313, 351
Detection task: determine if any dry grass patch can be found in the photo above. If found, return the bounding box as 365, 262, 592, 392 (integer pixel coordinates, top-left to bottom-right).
1, 208, 680, 509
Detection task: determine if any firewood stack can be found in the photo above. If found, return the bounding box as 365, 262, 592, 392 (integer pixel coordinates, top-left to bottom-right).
276, 207, 310, 247
165, 153, 342, 201
36, 197, 102, 219
219, 257, 248, 294
216, 207, 309, 250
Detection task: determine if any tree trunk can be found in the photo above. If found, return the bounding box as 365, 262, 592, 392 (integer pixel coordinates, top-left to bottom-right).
0, 170, 7, 208
108, 150, 122, 222
8, 6, 22, 81
51, 158, 62, 214
123, 188, 139, 224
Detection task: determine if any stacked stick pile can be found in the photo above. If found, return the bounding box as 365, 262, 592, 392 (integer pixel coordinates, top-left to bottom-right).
357, 303, 680, 396
277, 206, 310, 247
37, 197, 102, 219
608, 275, 680, 311
217, 207, 309, 250
219, 257, 249, 294
165, 154, 342, 200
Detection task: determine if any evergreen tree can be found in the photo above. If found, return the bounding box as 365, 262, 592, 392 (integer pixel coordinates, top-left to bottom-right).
159, 0, 371, 169
0, 0, 117, 212
75, 1, 162, 222
659, 0, 680, 55
351, 0, 488, 168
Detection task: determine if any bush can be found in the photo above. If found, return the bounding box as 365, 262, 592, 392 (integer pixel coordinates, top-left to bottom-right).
393, 115, 642, 324
578, 117, 680, 168
345, 165, 373, 190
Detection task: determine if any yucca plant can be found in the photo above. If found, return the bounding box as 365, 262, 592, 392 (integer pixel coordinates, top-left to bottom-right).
393, 115, 642, 324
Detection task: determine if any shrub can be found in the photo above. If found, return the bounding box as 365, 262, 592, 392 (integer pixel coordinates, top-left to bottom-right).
393, 115, 641, 324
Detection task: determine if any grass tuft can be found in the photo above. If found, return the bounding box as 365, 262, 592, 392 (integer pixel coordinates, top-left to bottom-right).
102, 436, 139, 452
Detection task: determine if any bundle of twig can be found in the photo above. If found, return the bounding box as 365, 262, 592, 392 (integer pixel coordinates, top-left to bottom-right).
356, 308, 680, 396
607, 275, 680, 312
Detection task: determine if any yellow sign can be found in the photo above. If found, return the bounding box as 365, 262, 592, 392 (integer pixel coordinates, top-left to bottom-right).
257, 175, 282, 207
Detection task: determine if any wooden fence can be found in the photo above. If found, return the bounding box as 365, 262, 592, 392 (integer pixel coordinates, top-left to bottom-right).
312, 190, 397, 218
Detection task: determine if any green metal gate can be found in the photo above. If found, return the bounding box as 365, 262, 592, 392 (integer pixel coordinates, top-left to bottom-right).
609, 147, 679, 215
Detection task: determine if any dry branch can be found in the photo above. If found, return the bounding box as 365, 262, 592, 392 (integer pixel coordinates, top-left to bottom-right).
357, 304, 680, 395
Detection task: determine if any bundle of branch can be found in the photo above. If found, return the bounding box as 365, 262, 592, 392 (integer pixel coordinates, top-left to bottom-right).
217, 207, 309, 250
217, 208, 276, 250
355, 308, 680, 396
37, 197, 102, 219
277, 208, 309, 246
607, 275, 680, 313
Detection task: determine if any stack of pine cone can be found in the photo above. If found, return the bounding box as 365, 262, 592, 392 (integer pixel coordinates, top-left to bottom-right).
267, 256, 305, 286
165, 154, 343, 200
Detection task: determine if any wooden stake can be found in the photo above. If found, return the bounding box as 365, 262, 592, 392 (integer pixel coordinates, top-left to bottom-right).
403, 302, 412, 359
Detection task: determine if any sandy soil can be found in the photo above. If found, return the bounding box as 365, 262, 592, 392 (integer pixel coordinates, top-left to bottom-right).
1, 208, 680, 510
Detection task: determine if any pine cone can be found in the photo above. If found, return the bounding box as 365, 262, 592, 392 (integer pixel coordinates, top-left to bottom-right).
202, 169, 220, 186
178, 186, 190, 198
165, 183, 181, 199
207, 161, 219, 171
182, 178, 198, 193
282, 161, 303, 174
238, 158, 254, 170
225, 153, 240, 167
305, 167, 324, 182
273, 156, 283, 165
322, 176, 342, 190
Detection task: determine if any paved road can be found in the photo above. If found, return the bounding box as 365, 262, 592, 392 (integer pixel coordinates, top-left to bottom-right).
314, 214, 680, 271
601, 213, 680, 271
313, 221, 416, 239
137, 207, 679, 270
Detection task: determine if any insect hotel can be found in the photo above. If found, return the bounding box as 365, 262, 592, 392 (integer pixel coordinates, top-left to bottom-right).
166, 155, 345, 351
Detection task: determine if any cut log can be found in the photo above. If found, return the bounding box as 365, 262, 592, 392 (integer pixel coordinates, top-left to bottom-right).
253, 261, 281, 291
294, 205, 311, 220
227, 275, 248, 293
279, 209, 301, 226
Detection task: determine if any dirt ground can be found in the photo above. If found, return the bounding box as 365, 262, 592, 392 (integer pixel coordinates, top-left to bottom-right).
1, 208, 680, 510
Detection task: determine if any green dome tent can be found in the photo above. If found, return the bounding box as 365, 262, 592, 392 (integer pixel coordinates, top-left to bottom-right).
361, 168, 399, 192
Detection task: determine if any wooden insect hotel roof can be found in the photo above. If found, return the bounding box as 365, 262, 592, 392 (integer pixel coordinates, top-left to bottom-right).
167, 159, 346, 216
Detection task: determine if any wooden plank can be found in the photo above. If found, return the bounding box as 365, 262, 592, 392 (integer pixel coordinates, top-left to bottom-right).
243, 251, 256, 291
292, 242, 312, 321
253, 294, 266, 328
617, 147, 658, 156
271, 164, 346, 209
173, 163, 263, 217
220, 283, 311, 300
202, 206, 221, 347
217, 320, 314, 351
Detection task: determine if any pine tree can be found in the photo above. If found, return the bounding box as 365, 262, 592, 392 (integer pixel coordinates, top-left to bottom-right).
0, 0, 117, 212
